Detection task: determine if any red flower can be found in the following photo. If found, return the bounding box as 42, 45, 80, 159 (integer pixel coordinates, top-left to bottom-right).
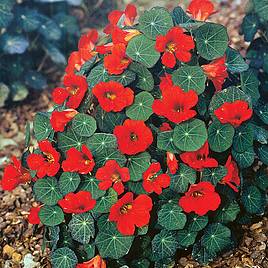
58, 191, 96, 214
27, 140, 60, 178
104, 43, 131, 75
65, 51, 84, 74
76, 255, 106, 268
96, 160, 130, 195
92, 81, 134, 112
187, 0, 216, 21
159, 122, 172, 132
104, 4, 137, 34
180, 141, 218, 170
202, 56, 228, 91
166, 152, 179, 175
179, 181, 221, 216
159, 73, 174, 93
50, 109, 78, 132
221, 156, 240, 192
1, 157, 31, 191
109, 192, 152, 235
52, 74, 88, 109
155, 26, 195, 68
214, 100, 253, 127
111, 27, 141, 45
28, 206, 41, 225
142, 162, 171, 194
114, 119, 153, 155
152, 87, 198, 124
62, 145, 95, 174
78, 29, 98, 61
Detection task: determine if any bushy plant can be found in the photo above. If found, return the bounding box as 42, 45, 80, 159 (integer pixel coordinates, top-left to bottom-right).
0, 0, 81, 107
1, 0, 268, 267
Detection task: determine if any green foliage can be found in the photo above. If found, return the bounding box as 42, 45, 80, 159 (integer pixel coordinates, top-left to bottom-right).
59, 172, 81, 196
51, 247, 78, 268
39, 205, 64, 227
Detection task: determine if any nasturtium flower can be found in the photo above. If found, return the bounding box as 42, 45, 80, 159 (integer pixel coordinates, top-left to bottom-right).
62, 145, 95, 174
92, 81, 134, 112
50, 109, 78, 132
159, 122, 172, 132
221, 155, 240, 192
152, 86, 198, 124
52, 74, 88, 109
187, 0, 216, 21
28, 206, 41, 225
179, 181, 221, 216
155, 26, 195, 68
96, 160, 130, 195
159, 73, 174, 93
78, 29, 98, 61
27, 140, 60, 178
58, 191, 96, 214
114, 119, 153, 155
1, 157, 31, 191
109, 192, 152, 235
180, 141, 218, 170
166, 152, 179, 175
202, 56, 228, 91
65, 51, 84, 74
142, 162, 171, 194
111, 26, 141, 45
76, 255, 106, 268
214, 100, 253, 127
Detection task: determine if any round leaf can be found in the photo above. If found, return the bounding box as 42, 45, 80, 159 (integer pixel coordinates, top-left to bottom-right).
59, 172, 81, 196
258, 145, 268, 165
214, 201, 240, 223
33, 112, 53, 141
93, 189, 118, 213
226, 47, 248, 73
110, 70, 136, 86
87, 64, 109, 88
72, 114, 97, 137
177, 230, 198, 248
232, 148, 255, 168
187, 214, 208, 232
39, 205, 64, 227
51, 247, 78, 268
157, 130, 180, 153
241, 14, 259, 42
202, 166, 227, 185
95, 149, 126, 167
79, 175, 106, 199
233, 123, 254, 153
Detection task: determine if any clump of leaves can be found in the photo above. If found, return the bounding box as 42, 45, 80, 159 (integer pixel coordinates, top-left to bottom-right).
0, 0, 81, 107
1, 1, 268, 267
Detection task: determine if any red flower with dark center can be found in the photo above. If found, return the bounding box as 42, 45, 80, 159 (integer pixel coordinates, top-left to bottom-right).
152, 87, 198, 124
96, 160, 130, 195
58, 191, 96, 214
214, 100, 253, 127
187, 0, 216, 21
155, 26, 195, 68
92, 81, 134, 112
159, 122, 172, 132
65, 51, 84, 74
27, 140, 60, 178
142, 162, 171, 194
28, 206, 41, 225
50, 109, 78, 132
62, 145, 95, 174
179, 181, 221, 216
221, 155, 240, 192
52, 74, 88, 109
109, 192, 152, 235
113, 119, 153, 155
104, 43, 131, 75
180, 141, 218, 170
1, 157, 31, 191
78, 29, 98, 61
202, 56, 228, 91
166, 152, 179, 175
76, 255, 106, 268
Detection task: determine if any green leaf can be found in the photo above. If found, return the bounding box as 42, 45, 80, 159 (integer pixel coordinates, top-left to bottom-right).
51, 247, 78, 268
95, 149, 126, 167
110, 70, 136, 86
172, 66, 206, 95
131, 258, 150, 268
214, 201, 240, 223
173, 119, 208, 151
95, 223, 134, 259
126, 92, 154, 121
77, 56, 97, 76
152, 230, 178, 261
83, 243, 95, 260
126, 152, 151, 182
79, 175, 106, 199
252, 124, 268, 144
25, 122, 31, 148
252, 0, 268, 21
187, 214, 208, 232
241, 14, 259, 42
139, 7, 173, 39
177, 230, 198, 248
172, 6, 193, 25
33, 177, 63, 206
47, 226, 60, 251
192, 243, 217, 265
202, 166, 227, 186
194, 23, 228, 60
93, 189, 118, 213
226, 47, 248, 73
25, 71, 47, 90
157, 203, 187, 230
39, 205, 64, 227
58, 172, 81, 196
233, 123, 254, 153
170, 163, 196, 193
157, 130, 180, 153
232, 148, 255, 168
87, 64, 109, 88
129, 63, 154, 91
241, 186, 266, 214
255, 103, 268, 124
126, 35, 160, 68
68, 212, 95, 244
208, 120, 234, 152
255, 169, 268, 191
72, 114, 96, 137
33, 112, 53, 141
126, 181, 147, 195
258, 145, 268, 165
0, 2, 14, 28
240, 69, 260, 104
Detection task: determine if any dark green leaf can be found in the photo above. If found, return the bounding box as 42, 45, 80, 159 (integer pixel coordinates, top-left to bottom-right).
51, 247, 78, 268
157, 130, 180, 153
72, 114, 96, 137
79, 175, 106, 199
93, 189, 117, 213
226, 47, 248, 73
59, 172, 81, 196
202, 166, 227, 185
241, 14, 259, 42
258, 145, 268, 165
187, 214, 208, 232
214, 200, 240, 223
177, 230, 198, 248
233, 123, 254, 153
232, 148, 255, 168
39, 205, 64, 227
33, 112, 53, 141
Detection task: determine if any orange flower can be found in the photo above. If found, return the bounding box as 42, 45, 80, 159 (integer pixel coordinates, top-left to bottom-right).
76, 255, 106, 268
187, 0, 216, 21
78, 29, 98, 61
